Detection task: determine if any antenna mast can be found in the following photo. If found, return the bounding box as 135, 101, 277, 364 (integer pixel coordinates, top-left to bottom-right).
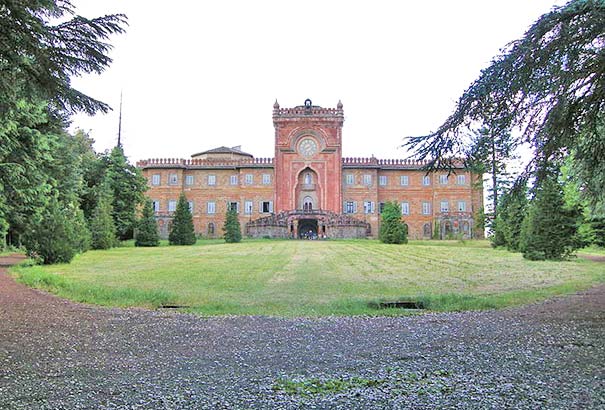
117, 91, 123, 148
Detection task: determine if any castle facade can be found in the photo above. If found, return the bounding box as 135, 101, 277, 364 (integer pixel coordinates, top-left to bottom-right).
137, 100, 483, 239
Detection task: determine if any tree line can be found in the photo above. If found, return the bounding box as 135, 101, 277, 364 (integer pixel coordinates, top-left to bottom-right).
404, 0, 604, 259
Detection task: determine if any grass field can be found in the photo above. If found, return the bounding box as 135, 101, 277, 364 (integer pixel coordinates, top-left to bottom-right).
11, 240, 605, 316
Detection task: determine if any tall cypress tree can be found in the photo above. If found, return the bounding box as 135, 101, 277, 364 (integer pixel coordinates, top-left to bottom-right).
223, 207, 242, 243
135, 200, 160, 247
90, 184, 117, 250
169, 193, 196, 245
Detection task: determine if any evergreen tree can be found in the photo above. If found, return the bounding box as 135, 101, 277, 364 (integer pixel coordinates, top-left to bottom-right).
490, 216, 507, 248
432, 219, 440, 240
379, 202, 408, 244
520, 172, 580, 260
23, 196, 88, 264
0, 1, 127, 116
223, 207, 242, 243
468, 125, 516, 222
405, 0, 605, 214
492, 184, 528, 251
590, 216, 605, 247
169, 193, 196, 245
104, 146, 147, 240
89, 184, 117, 250
135, 200, 160, 247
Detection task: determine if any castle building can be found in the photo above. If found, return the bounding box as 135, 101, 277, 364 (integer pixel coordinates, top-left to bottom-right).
137, 100, 483, 239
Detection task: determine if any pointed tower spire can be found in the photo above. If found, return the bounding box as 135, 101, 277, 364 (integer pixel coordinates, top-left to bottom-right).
117, 91, 123, 148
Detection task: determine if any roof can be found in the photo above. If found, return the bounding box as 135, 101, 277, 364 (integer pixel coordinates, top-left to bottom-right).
191, 146, 253, 158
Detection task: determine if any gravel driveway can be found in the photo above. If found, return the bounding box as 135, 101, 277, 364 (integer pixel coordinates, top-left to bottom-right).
1, 255, 603, 409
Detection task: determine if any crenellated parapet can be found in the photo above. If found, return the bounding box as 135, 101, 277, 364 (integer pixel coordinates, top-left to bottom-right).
136, 156, 464, 170
137, 157, 274, 169
342, 157, 465, 170
273, 99, 344, 123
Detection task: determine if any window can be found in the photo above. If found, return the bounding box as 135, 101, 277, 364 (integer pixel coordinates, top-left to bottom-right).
344, 201, 356, 214
151, 174, 161, 186
422, 201, 431, 215
422, 175, 431, 186
207, 201, 216, 214
207, 223, 215, 235
457, 174, 466, 185
401, 201, 410, 215
185, 175, 194, 186
400, 175, 409, 186
379, 202, 385, 214
262, 174, 271, 185
363, 201, 375, 214
261, 201, 273, 213
345, 174, 354, 185
208, 175, 216, 186
230, 175, 238, 185
423, 223, 432, 237
362, 174, 372, 186
439, 174, 448, 185
304, 173, 312, 184
188, 201, 194, 213
168, 200, 177, 212
245, 174, 253, 185
152, 200, 160, 212
440, 201, 449, 212
169, 174, 178, 185
458, 201, 466, 212
244, 200, 253, 215
379, 175, 387, 186
228, 201, 239, 213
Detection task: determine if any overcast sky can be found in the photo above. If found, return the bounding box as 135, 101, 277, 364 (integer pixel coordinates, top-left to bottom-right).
69, 0, 566, 162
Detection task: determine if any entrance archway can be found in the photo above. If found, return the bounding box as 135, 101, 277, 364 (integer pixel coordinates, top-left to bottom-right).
298, 219, 318, 239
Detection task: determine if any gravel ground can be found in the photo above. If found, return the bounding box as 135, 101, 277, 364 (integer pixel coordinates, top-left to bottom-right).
1, 254, 604, 409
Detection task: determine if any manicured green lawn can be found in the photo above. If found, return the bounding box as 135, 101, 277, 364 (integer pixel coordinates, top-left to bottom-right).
11, 240, 605, 316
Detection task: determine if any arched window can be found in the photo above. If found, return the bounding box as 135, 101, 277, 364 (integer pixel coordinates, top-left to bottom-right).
304, 173, 312, 184
423, 223, 431, 237
303, 196, 313, 211
208, 222, 215, 235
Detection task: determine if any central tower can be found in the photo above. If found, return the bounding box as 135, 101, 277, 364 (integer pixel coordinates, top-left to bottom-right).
272, 99, 344, 213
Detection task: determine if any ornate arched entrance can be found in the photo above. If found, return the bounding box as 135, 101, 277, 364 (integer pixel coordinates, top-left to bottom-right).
295, 167, 320, 211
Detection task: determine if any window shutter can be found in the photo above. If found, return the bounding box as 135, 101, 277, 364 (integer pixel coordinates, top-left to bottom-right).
269, 201, 273, 213
353, 201, 358, 213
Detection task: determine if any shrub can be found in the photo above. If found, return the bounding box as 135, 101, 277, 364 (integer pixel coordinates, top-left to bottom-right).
23, 197, 89, 264
379, 202, 408, 244
521, 173, 579, 260
135, 200, 160, 247
89, 184, 117, 250
223, 208, 242, 243
168, 193, 196, 245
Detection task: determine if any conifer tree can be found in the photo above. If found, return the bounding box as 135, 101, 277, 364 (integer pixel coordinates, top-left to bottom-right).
23, 196, 89, 264
135, 200, 160, 247
491, 184, 528, 251
90, 184, 117, 250
520, 172, 580, 260
223, 207, 242, 243
379, 202, 408, 244
169, 193, 196, 245
104, 146, 147, 240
